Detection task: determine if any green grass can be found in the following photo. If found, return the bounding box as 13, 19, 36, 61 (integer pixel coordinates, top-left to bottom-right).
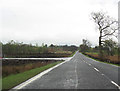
82, 53, 120, 66
85, 52, 98, 55
70, 51, 76, 57
2, 61, 63, 90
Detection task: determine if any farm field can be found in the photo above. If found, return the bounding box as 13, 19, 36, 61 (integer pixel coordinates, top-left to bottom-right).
2, 59, 62, 77
2, 59, 63, 90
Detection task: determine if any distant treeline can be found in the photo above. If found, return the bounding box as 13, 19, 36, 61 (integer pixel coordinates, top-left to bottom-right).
1, 40, 78, 58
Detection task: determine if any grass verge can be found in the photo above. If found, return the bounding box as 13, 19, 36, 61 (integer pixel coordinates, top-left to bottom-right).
82, 53, 120, 66
2, 61, 63, 90
70, 51, 76, 57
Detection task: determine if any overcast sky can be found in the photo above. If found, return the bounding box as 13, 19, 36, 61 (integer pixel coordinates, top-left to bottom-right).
0, 0, 119, 46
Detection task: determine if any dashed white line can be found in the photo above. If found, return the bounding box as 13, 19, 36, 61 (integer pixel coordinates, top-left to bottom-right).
82, 59, 88, 64
100, 73, 120, 89
111, 81, 120, 89
101, 74, 104, 76
88, 64, 91, 66
81, 55, 120, 89
94, 68, 99, 72
81, 54, 120, 89
82, 60, 85, 62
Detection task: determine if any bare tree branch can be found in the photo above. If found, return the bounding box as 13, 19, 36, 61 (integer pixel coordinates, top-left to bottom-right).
101, 30, 116, 37
91, 11, 118, 58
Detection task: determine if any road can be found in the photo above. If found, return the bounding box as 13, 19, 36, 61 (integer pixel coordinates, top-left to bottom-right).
14, 51, 120, 89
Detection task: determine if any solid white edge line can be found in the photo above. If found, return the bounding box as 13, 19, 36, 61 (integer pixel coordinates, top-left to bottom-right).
111, 81, 120, 89
11, 57, 72, 90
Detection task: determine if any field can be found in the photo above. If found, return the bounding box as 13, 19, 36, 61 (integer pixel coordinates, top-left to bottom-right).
84, 52, 119, 65
2, 50, 73, 90
2, 59, 62, 77
2, 59, 63, 90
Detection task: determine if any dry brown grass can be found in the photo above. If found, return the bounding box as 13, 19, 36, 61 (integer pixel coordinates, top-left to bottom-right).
86, 53, 99, 59
85, 53, 119, 64
2, 61, 55, 77
107, 55, 119, 63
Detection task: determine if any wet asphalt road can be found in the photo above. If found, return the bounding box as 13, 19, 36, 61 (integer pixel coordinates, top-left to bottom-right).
19, 52, 119, 89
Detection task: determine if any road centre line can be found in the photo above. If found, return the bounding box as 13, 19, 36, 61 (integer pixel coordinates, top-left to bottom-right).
75, 59, 78, 89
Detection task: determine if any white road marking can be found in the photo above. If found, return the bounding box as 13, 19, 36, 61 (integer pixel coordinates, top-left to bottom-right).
111, 81, 120, 89
81, 53, 120, 89
82, 59, 87, 64
100, 73, 120, 89
94, 68, 99, 72
88, 64, 91, 66
11, 58, 72, 90
101, 74, 104, 76
75, 59, 78, 89
82, 59, 85, 62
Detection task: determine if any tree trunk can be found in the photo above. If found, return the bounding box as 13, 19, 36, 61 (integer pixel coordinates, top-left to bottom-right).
99, 32, 103, 60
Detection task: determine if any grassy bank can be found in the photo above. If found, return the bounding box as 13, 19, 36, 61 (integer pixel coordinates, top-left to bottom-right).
70, 51, 76, 57
2, 61, 63, 90
2, 60, 56, 77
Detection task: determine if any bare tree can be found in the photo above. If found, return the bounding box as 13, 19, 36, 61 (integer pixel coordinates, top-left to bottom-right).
80, 39, 91, 53
82, 39, 91, 48
91, 12, 118, 58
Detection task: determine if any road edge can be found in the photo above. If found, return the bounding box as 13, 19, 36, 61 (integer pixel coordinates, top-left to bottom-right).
10, 57, 72, 90
81, 52, 120, 67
